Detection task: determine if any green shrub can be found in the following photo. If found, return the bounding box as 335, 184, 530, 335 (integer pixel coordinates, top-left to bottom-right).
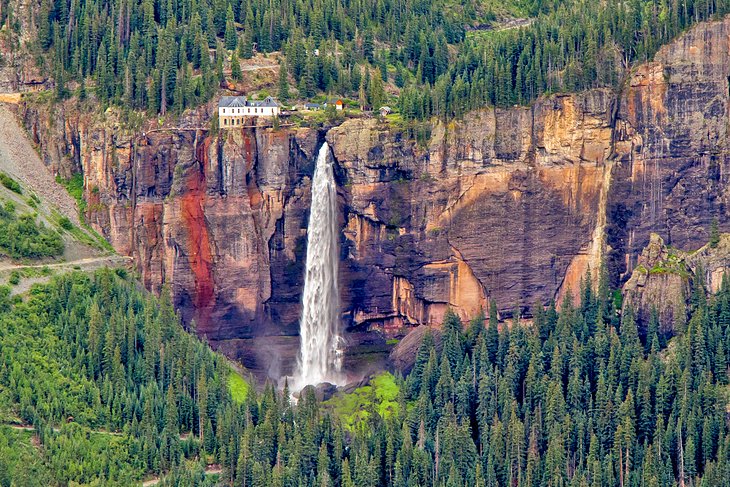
710, 218, 720, 248
0, 202, 64, 259
58, 216, 74, 231
0, 286, 9, 312
1, 201, 15, 216
0, 172, 22, 194
8, 271, 20, 286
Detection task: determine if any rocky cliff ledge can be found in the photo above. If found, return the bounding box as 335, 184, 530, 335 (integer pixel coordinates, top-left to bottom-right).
14, 17, 730, 378
622, 232, 730, 336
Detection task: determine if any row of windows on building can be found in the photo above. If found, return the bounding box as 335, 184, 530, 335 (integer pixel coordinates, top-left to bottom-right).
221, 107, 273, 115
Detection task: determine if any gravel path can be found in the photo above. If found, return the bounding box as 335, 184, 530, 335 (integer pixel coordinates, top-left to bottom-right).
0, 255, 132, 294
0, 255, 131, 272
0, 105, 81, 226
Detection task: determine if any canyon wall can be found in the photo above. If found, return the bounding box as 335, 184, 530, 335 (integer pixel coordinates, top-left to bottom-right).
10, 17, 730, 377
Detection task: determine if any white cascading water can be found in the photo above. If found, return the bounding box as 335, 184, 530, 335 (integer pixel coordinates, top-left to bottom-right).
293, 142, 344, 389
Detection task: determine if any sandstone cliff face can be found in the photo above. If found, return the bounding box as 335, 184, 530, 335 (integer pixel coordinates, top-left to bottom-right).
19, 102, 323, 374
328, 89, 614, 327
12, 17, 730, 377
607, 18, 730, 285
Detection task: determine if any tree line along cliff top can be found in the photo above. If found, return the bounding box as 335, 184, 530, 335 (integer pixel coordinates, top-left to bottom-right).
8, 0, 730, 122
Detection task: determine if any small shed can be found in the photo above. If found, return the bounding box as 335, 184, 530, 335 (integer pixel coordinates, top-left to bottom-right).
379, 106, 392, 117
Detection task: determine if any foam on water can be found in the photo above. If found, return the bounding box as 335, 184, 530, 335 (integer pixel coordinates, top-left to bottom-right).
292, 142, 344, 390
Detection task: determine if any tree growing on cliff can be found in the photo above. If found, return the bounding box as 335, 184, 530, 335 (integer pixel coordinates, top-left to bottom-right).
710, 218, 720, 248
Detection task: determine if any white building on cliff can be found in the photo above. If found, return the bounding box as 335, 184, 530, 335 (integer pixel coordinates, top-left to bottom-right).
218, 96, 280, 127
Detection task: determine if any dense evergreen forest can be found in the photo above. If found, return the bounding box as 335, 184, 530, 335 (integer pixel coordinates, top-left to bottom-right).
1, 266, 729, 486
8, 0, 730, 119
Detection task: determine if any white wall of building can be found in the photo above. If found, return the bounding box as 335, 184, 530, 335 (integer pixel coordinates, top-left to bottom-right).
218, 106, 280, 118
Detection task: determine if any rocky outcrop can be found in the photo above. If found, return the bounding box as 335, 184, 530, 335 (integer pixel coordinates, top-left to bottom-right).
18, 102, 324, 376
11, 17, 730, 379
389, 325, 443, 374
623, 233, 730, 334
622, 234, 689, 334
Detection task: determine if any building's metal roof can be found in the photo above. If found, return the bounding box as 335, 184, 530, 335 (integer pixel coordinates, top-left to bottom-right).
252, 96, 280, 108
219, 96, 280, 108
219, 96, 247, 108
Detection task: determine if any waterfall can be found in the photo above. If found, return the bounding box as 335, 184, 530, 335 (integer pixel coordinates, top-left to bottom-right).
293, 142, 344, 389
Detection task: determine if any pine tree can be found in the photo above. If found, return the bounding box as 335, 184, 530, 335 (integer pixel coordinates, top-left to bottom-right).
231, 51, 242, 81
710, 218, 720, 248
277, 62, 289, 101
37, 0, 53, 50
240, 31, 253, 59
486, 300, 499, 364
224, 5, 238, 51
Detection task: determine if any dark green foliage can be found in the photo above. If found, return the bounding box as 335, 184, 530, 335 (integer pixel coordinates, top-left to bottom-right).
0, 172, 22, 194
31, 0, 730, 120
3, 265, 730, 485
0, 201, 64, 259
57, 216, 73, 231
8, 271, 20, 285
224, 6, 238, 50
230, 52, 242, 81
710, 218, 720, 248
278, 62, 290, 101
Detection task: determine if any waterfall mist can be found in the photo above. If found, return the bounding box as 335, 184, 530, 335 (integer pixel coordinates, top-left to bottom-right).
293, 142, 344, 389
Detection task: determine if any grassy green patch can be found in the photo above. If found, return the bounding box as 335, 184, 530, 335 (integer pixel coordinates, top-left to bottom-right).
55, 173, 86, 214
648, 253, 690, 277
386, 338, 400, 346
324, 372, 400, 430
50, 209, 115, 253
0, 266, 55, 287
0, 172, 23, 195
5, 266, 55, 280
228, 370, 250, 404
